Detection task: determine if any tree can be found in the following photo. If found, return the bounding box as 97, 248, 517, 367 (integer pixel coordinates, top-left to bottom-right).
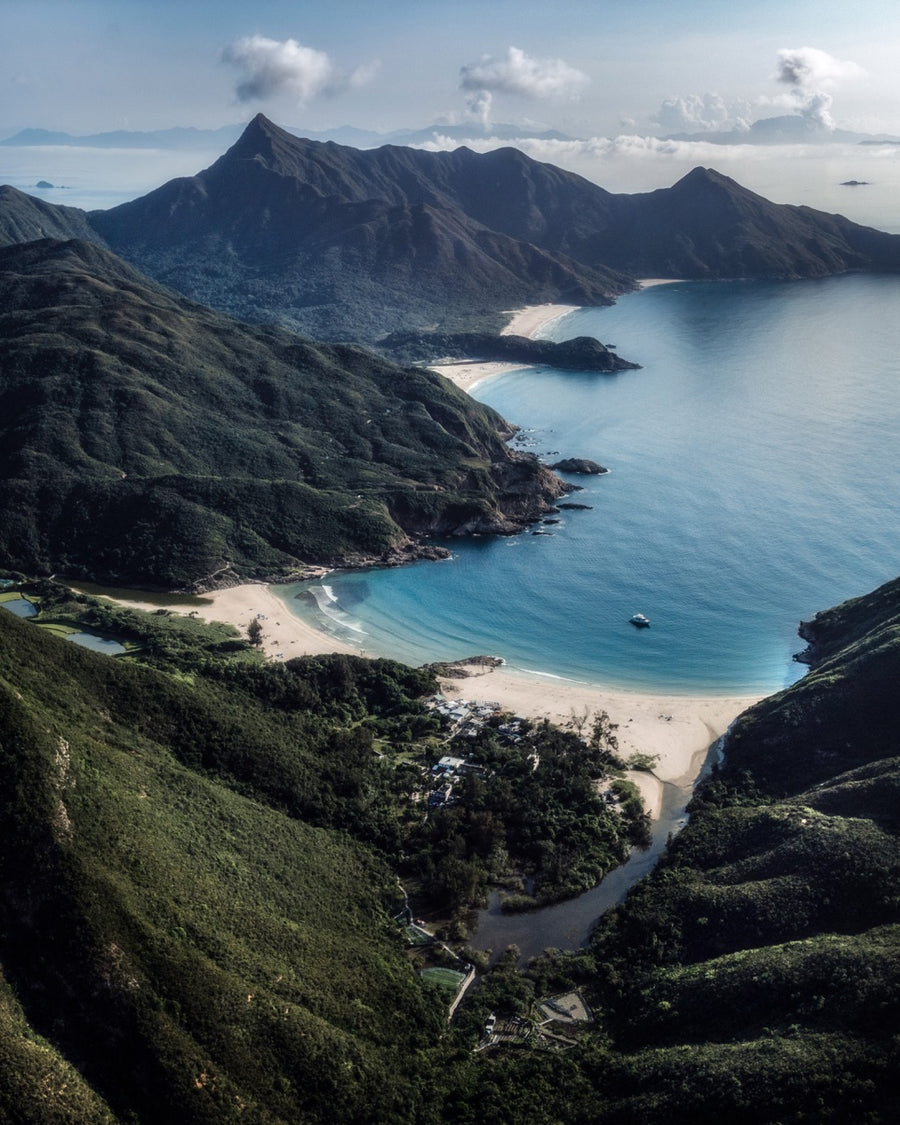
247, 617, 263, 647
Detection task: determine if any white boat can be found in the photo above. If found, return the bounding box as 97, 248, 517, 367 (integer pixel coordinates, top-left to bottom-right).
629, 613, 650, 628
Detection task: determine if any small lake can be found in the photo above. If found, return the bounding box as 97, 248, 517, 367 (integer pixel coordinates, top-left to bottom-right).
1, 598, 37, 618
66, 632, 127, 656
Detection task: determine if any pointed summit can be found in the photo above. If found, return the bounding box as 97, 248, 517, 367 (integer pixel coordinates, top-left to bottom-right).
82, 119, 900, 342
670, 166, 752, 199
216, 113, 317, 176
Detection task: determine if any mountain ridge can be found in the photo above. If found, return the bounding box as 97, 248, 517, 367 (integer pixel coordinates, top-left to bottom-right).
0, 236, 567, 588
7, 114, 900, 342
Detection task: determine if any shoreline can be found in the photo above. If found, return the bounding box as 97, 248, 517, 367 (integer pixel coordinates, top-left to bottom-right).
95, 292, 760, 821
429, 289, 678, 394
435, 660, 759, 818
429, 302, 582, 393
97, 581, 761, 820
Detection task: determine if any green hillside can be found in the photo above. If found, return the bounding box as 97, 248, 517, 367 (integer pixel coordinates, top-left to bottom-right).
0, 606, 447, 1123
0, 238, 566, 588
442, 579, 900, 1122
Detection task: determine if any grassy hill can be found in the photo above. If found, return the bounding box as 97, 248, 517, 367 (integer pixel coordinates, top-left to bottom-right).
0, 605, 452, 1123
0, 238, 566, 588
1, 575, 898, 1121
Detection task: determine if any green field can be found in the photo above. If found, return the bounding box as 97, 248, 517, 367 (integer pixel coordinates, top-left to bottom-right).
420, 967, 466, 992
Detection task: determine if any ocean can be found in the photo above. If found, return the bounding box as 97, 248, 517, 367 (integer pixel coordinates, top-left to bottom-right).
275, 274, 900, 695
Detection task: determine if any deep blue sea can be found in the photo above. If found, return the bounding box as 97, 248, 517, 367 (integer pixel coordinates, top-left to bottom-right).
275, 275, 900, 694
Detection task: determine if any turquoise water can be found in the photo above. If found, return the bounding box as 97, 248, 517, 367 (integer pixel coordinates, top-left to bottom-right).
276, 275, 900, 694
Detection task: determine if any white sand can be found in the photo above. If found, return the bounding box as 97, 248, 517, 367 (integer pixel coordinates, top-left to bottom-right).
93, 582, 358, 659
95, 582, 759, 820
501, 303, 582, 338
436, 662, 759, 818
430, 303, 582, 393
93, 292, 759, 819
428, 359, 530, 395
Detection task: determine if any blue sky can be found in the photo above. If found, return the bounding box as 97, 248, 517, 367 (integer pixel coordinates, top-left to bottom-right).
4, 0, 900, 137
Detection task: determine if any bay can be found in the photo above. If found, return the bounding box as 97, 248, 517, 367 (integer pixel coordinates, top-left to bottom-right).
278, 274, 900, 695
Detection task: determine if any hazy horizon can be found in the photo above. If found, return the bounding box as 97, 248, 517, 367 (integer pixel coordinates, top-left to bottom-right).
4, 2, 900, 230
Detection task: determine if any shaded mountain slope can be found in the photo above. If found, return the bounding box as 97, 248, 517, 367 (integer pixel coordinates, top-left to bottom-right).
88, 117, 632, 342
0, 606, 444, 1123
580, 579, 900, 1120
81, 117, 900, 341
0, 184, 101, 247
5, 117, 900, 343
0, 238, 566, 588
580, 165, 900, 279
710, 575, 900, 797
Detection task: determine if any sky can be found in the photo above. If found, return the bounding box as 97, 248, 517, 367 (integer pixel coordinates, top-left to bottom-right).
4, 1, 900, 228
4, 0, 900, 138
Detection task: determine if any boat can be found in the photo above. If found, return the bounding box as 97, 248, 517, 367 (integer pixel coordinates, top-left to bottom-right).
629, 613, 650, 628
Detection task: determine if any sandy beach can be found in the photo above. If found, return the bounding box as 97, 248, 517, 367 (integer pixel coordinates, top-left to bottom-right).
429, 302, 581, 393
99, 580, 760, 819
436, 661, 760, 817
97, 297, 760, 819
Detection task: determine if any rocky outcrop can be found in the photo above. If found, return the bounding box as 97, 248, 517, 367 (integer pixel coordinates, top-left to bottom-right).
550, 458, 608, 474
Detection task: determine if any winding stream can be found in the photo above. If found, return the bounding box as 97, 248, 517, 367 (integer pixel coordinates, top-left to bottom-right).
470, 738, 722, 962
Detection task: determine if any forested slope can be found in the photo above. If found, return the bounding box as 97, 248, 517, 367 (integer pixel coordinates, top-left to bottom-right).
0, 238, 565, 588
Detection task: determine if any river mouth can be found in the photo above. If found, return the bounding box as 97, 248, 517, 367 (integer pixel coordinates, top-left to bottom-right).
469, 737, 723, 963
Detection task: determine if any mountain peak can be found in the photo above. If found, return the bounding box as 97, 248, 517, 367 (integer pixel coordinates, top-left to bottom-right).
218, 113, 309, 172
677, 166, 735, 188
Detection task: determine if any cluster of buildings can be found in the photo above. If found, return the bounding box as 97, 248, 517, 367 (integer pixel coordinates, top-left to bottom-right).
421, 695, 527, 808
427, 754, 479, 809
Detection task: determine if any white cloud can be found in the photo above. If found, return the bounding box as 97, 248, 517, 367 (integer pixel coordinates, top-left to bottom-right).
460, 46, 589, 101
775, 46, 864, 128
654, 93, 751, 135
776, 46, 862, 91
221, 35, 378, 105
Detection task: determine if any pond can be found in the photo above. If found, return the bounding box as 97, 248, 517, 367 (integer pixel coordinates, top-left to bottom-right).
66, 632, 127, 656
1, 598, 38, 618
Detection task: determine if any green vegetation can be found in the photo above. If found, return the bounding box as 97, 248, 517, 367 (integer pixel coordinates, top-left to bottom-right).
0, 238, 565, 589
0, 581, 661, 1121
408, 718, 650, 919
0, 571, 897, 1121
380, 330, 640, 373
420, 968, 467, 992
0, 598, 449, 1122
440, 579, 900, 1121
